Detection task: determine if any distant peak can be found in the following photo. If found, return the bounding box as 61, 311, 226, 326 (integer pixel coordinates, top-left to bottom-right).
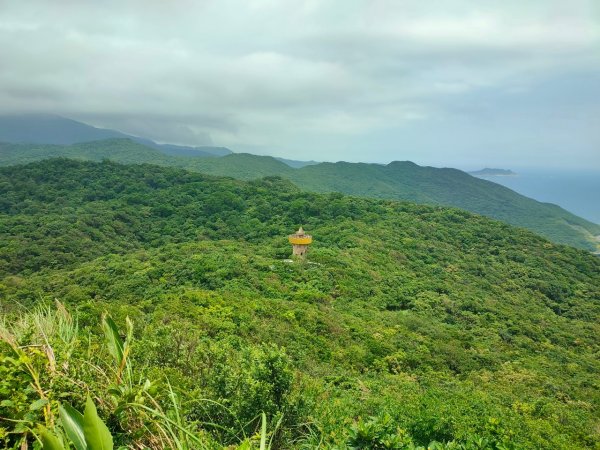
387, 160, 418, 167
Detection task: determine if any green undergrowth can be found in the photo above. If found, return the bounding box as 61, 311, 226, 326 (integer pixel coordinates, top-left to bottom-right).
1, 159, 599, 448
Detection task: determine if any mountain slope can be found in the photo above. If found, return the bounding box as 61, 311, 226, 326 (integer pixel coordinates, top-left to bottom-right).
291, 161, 600, 251
1, 138, 598, 251
0, 139, 293, 177
0, 113, 232, 157
1, 159, 599, 449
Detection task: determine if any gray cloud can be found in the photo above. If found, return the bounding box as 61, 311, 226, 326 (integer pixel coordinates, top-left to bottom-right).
0, 0, 598, 168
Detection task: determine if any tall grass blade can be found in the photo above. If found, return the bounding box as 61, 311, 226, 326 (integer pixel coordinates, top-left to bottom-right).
268, 413, 284, 449
167, 380, 186, 448
259, 413, 267, 450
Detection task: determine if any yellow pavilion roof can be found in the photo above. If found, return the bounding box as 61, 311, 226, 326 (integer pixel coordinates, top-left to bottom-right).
289, 235, 312, 245
288, 227, 312, 244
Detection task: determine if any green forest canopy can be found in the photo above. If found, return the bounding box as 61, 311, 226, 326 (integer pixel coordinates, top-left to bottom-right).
1, 159, 599, 448
1, 139, 598, 251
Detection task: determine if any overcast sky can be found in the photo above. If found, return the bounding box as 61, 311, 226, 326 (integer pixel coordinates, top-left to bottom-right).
1, 0, 599, 169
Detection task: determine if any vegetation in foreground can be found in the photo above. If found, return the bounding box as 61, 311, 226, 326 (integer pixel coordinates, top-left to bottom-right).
1, 159, 599, 448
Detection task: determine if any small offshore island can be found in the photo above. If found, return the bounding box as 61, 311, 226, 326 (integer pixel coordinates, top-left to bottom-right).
469, 168, 517, 177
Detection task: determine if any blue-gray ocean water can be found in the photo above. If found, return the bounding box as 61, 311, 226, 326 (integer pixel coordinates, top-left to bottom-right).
473, 170, 600, 225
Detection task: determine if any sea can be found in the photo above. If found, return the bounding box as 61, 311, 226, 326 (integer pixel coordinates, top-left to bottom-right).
473, 170, 600, 225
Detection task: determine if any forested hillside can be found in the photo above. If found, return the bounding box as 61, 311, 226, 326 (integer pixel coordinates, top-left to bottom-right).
1, 139, 598, 251
1, 159, 599, 449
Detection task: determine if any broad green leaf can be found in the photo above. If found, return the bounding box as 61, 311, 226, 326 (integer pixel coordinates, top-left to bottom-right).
101, 315, 124, 367
236, 441, 252, 450
30, 398, 48, 411
82, 397, 113, 450
39, 426, 65, 450
59, 403, 87, 450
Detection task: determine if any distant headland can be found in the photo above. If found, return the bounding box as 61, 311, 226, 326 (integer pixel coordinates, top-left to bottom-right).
469, 168, 517, 176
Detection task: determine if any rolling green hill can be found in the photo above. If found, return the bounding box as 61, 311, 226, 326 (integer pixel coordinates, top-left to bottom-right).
1, 159, 599, 449
1, 139, 598, 251
290, 161, 600, 251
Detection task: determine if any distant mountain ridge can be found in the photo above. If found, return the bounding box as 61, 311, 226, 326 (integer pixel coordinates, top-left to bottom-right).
1, 138, 599, 251
0, 113, 232, 157
275, 157, 320, 168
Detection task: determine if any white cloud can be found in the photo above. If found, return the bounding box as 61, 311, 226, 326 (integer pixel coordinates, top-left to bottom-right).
0, 0, 598, 168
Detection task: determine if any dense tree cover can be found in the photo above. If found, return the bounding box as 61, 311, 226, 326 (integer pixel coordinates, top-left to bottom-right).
1, 140, 599, 251
1, 159, 599, 449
